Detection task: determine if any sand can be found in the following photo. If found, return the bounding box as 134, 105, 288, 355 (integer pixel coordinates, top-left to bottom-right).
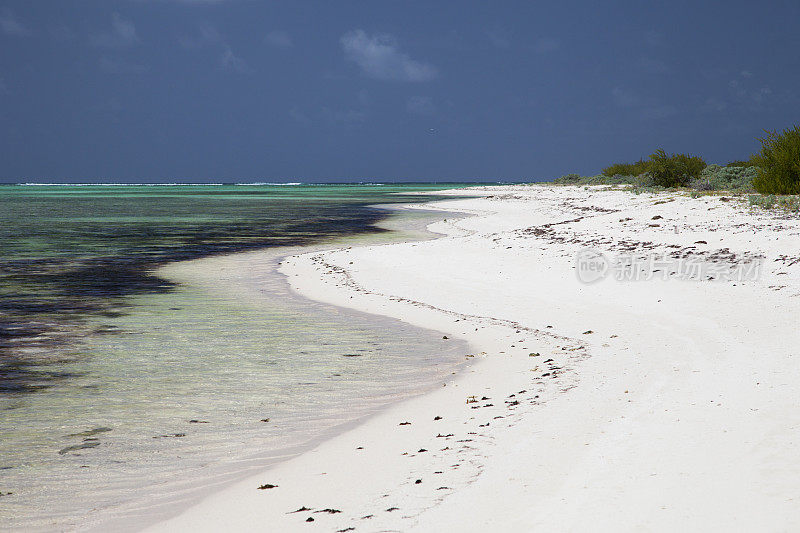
146, 184, 800, 532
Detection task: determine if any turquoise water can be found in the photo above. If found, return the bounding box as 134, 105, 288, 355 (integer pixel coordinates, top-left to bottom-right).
0, 184, 474, 530
0, 183, 464, 393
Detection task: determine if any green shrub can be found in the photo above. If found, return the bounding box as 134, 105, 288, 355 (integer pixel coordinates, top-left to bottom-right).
726, 160, 757, 168
551, 173, 637, 186
748, 194, 776, 209
586, 173, 637, 185
647, 149, 707, 188
748, 194, 800, 212
601, 159, 650, 177
634, 172, 656, 188
553, 173, 582, 184
784, 196, 800, 211
690, 164, 758, 192
751, 125, 800, 194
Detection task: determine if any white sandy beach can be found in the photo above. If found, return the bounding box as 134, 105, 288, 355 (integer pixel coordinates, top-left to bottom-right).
147, 184, 800, 532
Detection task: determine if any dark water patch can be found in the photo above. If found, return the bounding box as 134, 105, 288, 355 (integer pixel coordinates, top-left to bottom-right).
0, 185, 468, 396
0, 323, 50, 340
0, 362, 84, 395
0, 316, 93, 395
22, 263, 177, 299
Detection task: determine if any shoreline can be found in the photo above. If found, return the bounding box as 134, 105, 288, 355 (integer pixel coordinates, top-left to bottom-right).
143, 188, 583, 532
149, 184, 800, 531
77, 201, 477, 532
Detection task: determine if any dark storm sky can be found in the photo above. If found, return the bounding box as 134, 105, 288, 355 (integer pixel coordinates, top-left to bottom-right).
1, 0, 798, 182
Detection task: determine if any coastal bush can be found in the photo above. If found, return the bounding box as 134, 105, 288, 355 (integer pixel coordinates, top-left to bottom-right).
726, 160, 757, 168
748, 194, 775, 209
590, 173, 638, 185
647, 149, 707, 188
689, 164, 758, 192
751, 125, 800, 194
601, 159, 650, 177
551, 173, 637, 186
553, 173, 582, 184
634, 172, 656, 188
748, 194, 800, 212
784, 196, 800, 211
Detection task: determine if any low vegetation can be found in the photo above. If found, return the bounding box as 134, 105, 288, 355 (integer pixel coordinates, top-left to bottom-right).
748, 194, 800, 212
601, 159, 650, 178
690, 165, 758, 192
751, 125, 800, 195
647, 149, 707, 187
556, 149, 707, 189
553, 173, 638, 186
549, 128, 800, 210
725, 160, 758, 168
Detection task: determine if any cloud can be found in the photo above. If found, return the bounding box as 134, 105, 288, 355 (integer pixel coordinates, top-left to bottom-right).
533, 37, 559, 54
50, 24, 76, 42
752, 86, 772, 104
288, 108, 311, 125
644, 30, 664, 47
181, 24, 252, 73
0, 8, 30, 37
179, 23, 219, 48
486, 27, 510, 49
265, 30, 292, 48
612, 87, 676, 119
703, 75, 774, 114
637, 57, 669, 74
198, 23, 221, 44
341, 29, 437, 82
407, 96, 435, 115
99, 56, 149, 74
701, 97, 728, 113
728, 79, 772, 106
323, 107, 367, 127
640, 104, 678, 120
92, 97, 124, 115
220, 44, 252, 73
611, 87, 640, 108
91, 13, 139, 47
728, 79, 747, 99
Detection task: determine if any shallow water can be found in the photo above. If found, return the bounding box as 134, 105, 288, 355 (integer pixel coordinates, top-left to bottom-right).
0, 185, 472, 530
0, 184, 462, 394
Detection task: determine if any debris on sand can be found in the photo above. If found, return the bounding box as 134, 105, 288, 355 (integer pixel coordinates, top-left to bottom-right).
58, 442, 100, 455
64, 427, 112, 438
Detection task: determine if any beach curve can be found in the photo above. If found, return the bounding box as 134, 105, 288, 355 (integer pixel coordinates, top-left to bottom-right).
147, 184, 800, 532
